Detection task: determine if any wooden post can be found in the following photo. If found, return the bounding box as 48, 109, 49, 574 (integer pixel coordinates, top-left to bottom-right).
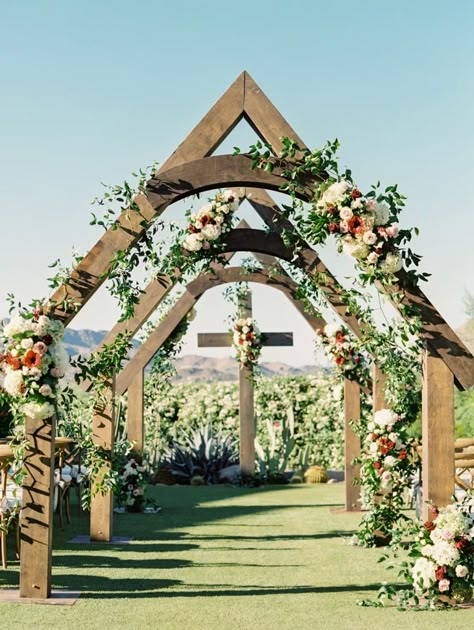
90, 376, 115, 542
239, 362, 255, 476
127, 370, 144, 452
237, 292, 255, 476
344, 378, 361, 511
372, 364, 388, 411
19, 414, 56, 598
421, 351, 455, 520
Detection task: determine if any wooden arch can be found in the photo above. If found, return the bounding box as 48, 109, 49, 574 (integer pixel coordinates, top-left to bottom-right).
119, 262, 365, 514
16, 70, 474, 600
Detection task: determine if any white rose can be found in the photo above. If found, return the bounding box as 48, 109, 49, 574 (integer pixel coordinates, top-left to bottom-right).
39, 384, 53, 397
362, 231, 377, 245
455, 565, 468, 578
20, 338, 34, 350
367, 252, 379, 265
339, 207, 353, 220
201, 224, 221, 240
351, 198, 363, 209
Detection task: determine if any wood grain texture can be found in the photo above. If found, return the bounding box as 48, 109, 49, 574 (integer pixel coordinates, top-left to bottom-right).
19, 414, 56, 598
127, 370, 144, 451
90, 378, 115, 542
344, 379, 361, 511
198, 332, 293, 347
238, 292, 255, 476
421, 351, 455, 520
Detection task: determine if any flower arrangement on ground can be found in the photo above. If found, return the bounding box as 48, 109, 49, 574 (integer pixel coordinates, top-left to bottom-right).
115, 453, 149, 512
0, 305, 68, 423
408, 499, 474, 606
315, 323, 368, 383
182, 189, 239, 252
357, 408, 418, 546
232, 317, 263, 369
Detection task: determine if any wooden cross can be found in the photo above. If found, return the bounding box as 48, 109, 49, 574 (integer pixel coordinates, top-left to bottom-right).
197, 291, 293, 475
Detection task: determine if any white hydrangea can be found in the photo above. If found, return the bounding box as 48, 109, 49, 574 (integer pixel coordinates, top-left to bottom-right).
374, 202, 390, 226
22, 401, 55, 421
183, 234, 203, 252
412, 557, 436, 591
319, 180, 350, 208
380, 253, 402, 274
427, 540, 460, 567
373, 409, 398, 429
342, 238, 369, 260
455, 565, 469, 578
3, 370, 24, 396
3, 314, 34, 338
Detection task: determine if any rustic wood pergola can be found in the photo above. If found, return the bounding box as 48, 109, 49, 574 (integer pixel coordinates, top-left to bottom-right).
16, 72, 474, 599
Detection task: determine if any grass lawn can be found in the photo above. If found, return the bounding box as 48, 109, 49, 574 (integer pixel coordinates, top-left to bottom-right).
0, 484, 472, 629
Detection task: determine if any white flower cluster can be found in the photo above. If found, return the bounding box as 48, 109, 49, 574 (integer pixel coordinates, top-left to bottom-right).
183, 189, 239, 252
232, 317, 262, 369
0, 308, 69, 421
316, 323, 364, 374
410, 502, 474, 599
316, 179, 402, 274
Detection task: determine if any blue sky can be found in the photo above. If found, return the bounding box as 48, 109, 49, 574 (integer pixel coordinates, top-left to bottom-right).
1, 1, 473, 365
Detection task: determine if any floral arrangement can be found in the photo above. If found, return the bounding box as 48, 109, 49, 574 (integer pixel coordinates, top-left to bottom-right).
232, 317, 263, 369
362, 409, 415, 497
315, 323, 368, 382
182, 189, 239, 252
407, 499, 474, 606
313, 179, 403, 275
115, 454, 149, 511
0, 306, 69, 423
356, 408, 418, 546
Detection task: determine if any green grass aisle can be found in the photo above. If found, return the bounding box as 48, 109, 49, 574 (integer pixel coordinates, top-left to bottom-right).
0, 485, 472, 629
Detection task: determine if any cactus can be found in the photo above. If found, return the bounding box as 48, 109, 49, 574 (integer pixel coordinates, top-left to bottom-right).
304, 465, 328, 484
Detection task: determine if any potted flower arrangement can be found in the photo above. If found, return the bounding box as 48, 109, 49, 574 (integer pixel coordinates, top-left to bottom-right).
115, 454, 149, 513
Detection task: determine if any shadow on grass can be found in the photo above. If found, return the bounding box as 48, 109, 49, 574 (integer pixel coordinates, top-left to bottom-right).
47, 572, 382, 599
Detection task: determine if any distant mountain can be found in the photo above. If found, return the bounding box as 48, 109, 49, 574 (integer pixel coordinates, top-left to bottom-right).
63, 329, 320, 381
64, 328, 108, 357
172, 355, 320, 382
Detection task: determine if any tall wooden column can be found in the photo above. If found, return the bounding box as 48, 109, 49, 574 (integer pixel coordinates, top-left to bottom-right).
90, 377, 115, 542
127, 370, 144, 452
19, 414, 56, 598
372, 364, 388, 411
344, 378, 361, 511
239, 292, 255, 475
421, 351, 454, 520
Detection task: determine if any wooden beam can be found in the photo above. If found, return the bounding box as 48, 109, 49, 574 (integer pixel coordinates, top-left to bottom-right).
160, 72, 245, 171
344, 379, 361, 511
90, 377, 115, 542
51, 154, 310, 326
421, 351, 455, 520
19, 414, 56, 598
197, 332, 293, 347
127, 370, 144, 452
372, 364, 388, 412
243, 72, 305, 153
